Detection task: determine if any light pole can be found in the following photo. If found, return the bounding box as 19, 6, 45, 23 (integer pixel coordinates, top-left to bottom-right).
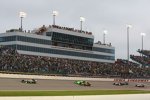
52, 11, 58, 25
103, 30, 108, 44
141, 33, 146, 53
19, 12, 27, 31
126, 24, 132, 61
80, 17, 85, 31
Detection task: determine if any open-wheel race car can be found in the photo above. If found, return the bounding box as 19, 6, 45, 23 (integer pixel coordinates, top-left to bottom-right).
74, 80, 91, 86
113, 82, 128, 86
135, 83, 145, 87
21, 79, 37, 84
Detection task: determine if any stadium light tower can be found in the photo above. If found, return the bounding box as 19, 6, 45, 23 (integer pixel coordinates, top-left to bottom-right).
103, 30, 108, 44
19, 12, 27, 31
52, 11, 58, 25
126, 24, 132, 61
80, 17, 85, 31
141, 33, 146, 52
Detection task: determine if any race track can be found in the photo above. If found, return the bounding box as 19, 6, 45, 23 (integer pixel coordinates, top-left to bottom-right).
0, 78, 150, 91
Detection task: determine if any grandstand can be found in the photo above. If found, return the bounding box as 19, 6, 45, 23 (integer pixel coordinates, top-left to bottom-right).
0, 46, 149, 78
0, 25, 150, 78
130, 49, 150, 67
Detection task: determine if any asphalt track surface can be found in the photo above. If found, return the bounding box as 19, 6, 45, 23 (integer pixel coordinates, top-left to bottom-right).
0, 78, 150, 91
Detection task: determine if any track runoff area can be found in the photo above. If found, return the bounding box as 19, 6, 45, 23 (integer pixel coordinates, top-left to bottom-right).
0, 73, 150, 96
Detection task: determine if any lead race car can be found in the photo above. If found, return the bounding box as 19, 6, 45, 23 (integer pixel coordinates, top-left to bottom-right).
74, 80, 91, 86
21, 79, 37, 84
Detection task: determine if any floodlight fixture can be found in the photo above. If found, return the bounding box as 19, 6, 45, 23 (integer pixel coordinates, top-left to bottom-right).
103, 30, 108, 34
80, 17, 85, 22
19, 12, 27, 18
19, 11, 27, 31
80, 17, 85, 31
52, 11, 59, 25
127, 24, 132, 28
141, 33, 146, 36
103, 30, 108, 44
52, 11, 58, 16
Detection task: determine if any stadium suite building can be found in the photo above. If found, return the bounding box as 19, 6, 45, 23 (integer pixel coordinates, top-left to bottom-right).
0, 25, 115, 63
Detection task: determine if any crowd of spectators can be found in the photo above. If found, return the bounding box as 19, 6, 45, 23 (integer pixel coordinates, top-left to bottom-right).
130, 55, 150, 66
114, 59, 150, 78
33, 25, 47, 35
95, 41, 112, 47
138, 49, 150, 57
130, 49, 150, 66
49, 25, 92, 35
0, 46, 150, 78
32, 25, 92, 35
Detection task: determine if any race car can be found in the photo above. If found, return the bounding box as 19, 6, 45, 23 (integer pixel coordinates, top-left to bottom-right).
113, 82, 123, 86
120, 82, 129, 85
113, 82, 128, 86
135, 83, 145, 87
21, 79, 37, 84
74, 80, 91, 86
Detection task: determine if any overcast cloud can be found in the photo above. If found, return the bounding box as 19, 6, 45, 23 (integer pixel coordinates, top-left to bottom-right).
0, 0, 150, 59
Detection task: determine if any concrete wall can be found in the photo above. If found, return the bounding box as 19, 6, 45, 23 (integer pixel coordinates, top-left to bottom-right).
0, 94, 150, 100
0, 73, 113, 81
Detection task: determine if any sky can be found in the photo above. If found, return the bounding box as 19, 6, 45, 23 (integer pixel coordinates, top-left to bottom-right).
0, 0, 150, 59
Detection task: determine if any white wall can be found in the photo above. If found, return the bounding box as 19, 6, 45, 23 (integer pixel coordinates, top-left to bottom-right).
0, 94, 150, 100
0, 73, 114, 81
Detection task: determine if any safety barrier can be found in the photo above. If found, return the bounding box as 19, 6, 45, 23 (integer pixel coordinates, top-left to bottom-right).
0, 94, 150, 100
0, 73, 114, 81
0, 73, 150, 82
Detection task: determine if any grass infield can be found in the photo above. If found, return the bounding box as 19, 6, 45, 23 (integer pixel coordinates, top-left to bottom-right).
0, 90, 150, 96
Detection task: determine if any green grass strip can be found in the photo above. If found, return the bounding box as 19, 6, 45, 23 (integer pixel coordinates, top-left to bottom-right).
0, 90, 150, 96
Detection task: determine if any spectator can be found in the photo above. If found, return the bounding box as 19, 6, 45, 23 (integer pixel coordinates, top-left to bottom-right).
0, 46, 150, 78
